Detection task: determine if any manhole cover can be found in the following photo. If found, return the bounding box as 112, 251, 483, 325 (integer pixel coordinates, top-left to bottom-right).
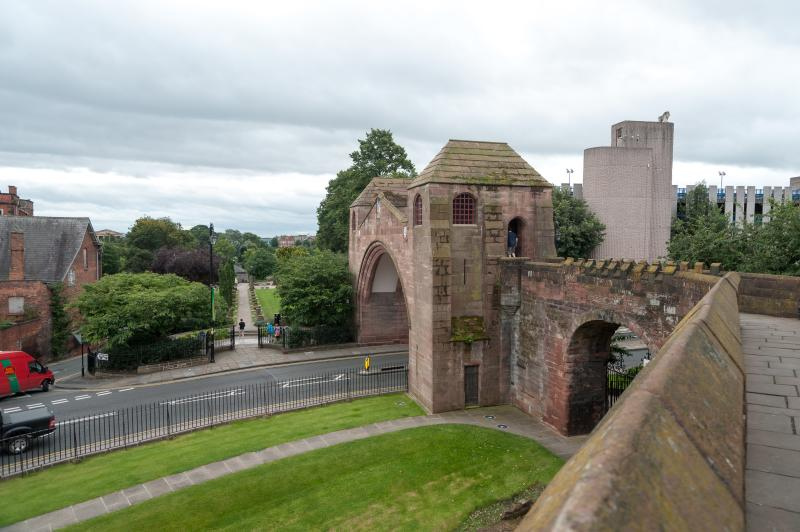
497, 424, 508, 429
484, 415, 495, 420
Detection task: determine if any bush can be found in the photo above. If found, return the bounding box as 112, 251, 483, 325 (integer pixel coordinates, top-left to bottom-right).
104, 337, 204, 371
287, 325, 354, 348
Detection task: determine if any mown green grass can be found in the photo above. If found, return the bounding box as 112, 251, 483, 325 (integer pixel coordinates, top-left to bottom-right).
0, 394, 422, 527
70, 424, 563, 531
255, 288, 281, 320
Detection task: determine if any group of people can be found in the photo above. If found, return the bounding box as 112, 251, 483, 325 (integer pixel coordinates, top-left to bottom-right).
236, 317, 288, 343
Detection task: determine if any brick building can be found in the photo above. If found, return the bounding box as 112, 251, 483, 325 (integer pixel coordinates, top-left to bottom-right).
0, 185, 34, 217
0, 217, 101, 358
349, 140, 555, 413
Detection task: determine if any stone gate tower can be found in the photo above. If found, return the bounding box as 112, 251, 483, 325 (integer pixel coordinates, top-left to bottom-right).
349, 140, 555, 413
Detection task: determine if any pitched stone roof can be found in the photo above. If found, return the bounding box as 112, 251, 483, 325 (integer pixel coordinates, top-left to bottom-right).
350, 177, 413, 208
409, 140, 551, 188
0, 217, 97, 282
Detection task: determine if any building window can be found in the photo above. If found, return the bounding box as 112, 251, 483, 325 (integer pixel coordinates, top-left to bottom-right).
8, 297, 24, 314
67, 270, 76, 286
453, 193, 476, 224
83, 248, 88, 270
413, 194, 422, 226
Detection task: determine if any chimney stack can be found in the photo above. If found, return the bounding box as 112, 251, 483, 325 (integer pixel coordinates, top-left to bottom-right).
10, 232, 24, 280
8, 185, 17, 196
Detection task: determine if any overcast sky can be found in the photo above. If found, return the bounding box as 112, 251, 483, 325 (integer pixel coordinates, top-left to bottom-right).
0, 1, 798, 236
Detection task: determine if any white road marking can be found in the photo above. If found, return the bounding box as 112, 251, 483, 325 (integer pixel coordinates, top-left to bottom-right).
96, 391, 112, 396
75, 394, 91, 400
280, 375, 348, 388
51, 398, 68, 404
160, 389, 244, 406
57, 412, 118, 426
118, 387, 134, 392
3, 407, 22, 413
26, 403, 45, 409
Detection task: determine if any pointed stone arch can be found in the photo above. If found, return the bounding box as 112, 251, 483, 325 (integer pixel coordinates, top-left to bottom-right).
355, 241, 410, 345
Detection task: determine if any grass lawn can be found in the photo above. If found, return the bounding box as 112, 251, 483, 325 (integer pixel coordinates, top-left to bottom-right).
0, 394, 422, 527
70, 424, 563, 531
255, 287, 281, 320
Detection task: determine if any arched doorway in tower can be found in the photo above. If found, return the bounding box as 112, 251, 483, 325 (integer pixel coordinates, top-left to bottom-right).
507, 217, 525, 257
356, 245, 409, 345
563, 319, 652, 435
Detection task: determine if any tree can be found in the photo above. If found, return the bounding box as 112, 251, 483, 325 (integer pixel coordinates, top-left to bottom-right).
668, 183, 743, 269
552, 187, 605, 258
189, 224, 211, 248
72, 273, 211, 348
151, 248, 220, 284
269, 236, 279, 248
276, 250, 353, 328
127, 217, 194, 252
317, 129, 416, 252
243, 247, 277, 279
740, 201, 800, 275
218, 260, 236, 307
101, 240, 124, 275
212, 236, 237, 263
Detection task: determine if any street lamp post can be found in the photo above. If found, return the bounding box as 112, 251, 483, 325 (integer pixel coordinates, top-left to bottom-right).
209, 223, 217, 363
566, 168, 574, 189
719, 170, 726, 190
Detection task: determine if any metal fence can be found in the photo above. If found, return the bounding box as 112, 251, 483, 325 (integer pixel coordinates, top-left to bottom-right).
0, 363, 408, 477
605, 365, 640, 412
257, 325, 354, 349
89, 326, 235, 373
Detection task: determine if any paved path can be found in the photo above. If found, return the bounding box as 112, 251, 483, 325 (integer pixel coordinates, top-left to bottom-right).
3, 405, 588, 531
741, 313, 800, 530
235, 281, 256, 333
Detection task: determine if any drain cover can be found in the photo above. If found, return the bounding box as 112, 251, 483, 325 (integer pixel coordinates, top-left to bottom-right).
497, 424, 508, 429
484, 415, 495, 420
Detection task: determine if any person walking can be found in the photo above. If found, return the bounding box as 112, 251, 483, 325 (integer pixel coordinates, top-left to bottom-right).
507, 229, 518, 257
238, 318, 246, 338
267, 321, 274, 343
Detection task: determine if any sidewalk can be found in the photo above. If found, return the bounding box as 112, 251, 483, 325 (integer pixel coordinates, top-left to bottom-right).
3, 405, 588, 531
57, 343, 408, 390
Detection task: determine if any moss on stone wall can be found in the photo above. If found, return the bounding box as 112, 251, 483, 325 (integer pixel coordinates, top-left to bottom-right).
451, 316, 488, 344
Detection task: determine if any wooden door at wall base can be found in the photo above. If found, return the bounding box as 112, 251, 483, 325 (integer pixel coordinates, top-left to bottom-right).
464, 365, 479, 407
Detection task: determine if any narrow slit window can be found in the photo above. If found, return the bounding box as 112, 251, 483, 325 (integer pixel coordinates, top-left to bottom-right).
413, 194, 423, 226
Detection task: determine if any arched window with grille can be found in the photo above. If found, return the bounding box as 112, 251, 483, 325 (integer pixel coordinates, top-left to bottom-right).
413, 194, 423, 226
452, 193, 476, 224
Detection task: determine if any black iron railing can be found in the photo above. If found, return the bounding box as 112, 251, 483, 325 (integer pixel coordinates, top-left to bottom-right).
605, 365, 641, 412
0, 364, 408, 477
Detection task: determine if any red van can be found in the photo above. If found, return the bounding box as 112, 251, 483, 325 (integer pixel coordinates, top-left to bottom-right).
0, 351, 55, 399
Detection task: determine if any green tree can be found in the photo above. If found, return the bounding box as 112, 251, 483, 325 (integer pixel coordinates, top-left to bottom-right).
72, 273, 211, 348
269, 236, 279, 248
317, 129, 416, 253
101, 240, 124, 275
668, 183, 743, 269
213, 236, 237, 263
127, 217, 193, 252
276, 250, 353, 328
740, 200, 800, 275
552, 187, 605, 258
218, 260, 236, 308
243, 247, 277, 279
48, 283, 71, 358
189, 224, 211, 248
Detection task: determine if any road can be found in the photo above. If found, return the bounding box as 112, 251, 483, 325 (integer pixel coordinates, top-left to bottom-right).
1, 351, 408, 420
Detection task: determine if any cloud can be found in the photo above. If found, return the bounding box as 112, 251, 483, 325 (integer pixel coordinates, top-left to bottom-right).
0, 0, 797, 235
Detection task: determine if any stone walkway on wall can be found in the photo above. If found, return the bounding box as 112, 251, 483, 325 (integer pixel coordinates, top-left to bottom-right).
741, 313, 800, 530
2, 405, 588, 531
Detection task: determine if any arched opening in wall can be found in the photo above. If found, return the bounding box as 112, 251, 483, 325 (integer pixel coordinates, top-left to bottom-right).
507, 218, 524, 257
564, 320, 652, 435
356, 244, 409, 345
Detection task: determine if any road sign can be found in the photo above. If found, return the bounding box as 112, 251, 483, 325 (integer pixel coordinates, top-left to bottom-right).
364, 355, 371, 372
96, 352, 109, 361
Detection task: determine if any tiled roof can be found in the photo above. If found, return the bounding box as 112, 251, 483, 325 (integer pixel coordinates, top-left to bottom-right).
409, 140, 550, 188
0, 216, 97, 282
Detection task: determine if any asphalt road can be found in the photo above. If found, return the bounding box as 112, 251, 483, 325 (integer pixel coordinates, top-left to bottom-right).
1, 351, 409, 420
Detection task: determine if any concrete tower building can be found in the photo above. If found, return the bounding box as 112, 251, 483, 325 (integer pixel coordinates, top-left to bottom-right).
583, 119, 674, 261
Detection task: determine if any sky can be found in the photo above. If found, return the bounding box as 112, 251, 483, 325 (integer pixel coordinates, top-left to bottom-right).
0, 1, 798, 236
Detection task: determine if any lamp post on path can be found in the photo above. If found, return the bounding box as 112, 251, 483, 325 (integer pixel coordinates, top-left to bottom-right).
209, 223, 217, 362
